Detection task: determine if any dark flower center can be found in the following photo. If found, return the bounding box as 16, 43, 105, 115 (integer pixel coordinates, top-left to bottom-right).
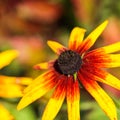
54, 50, 82, 75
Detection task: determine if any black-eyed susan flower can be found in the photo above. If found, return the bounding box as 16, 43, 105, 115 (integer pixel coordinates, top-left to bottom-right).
0, 50, 32, 119
17, 20, 120, 120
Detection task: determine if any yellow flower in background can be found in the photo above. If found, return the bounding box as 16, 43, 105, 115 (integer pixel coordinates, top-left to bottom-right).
0, 50, 32, 98
0, 50, 32, 119
0, 50, 19, 69
0, 104, 14, 120
0, 75, 32, 98
17, 21, 120, 120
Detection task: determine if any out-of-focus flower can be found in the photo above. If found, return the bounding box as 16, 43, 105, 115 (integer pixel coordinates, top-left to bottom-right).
102, 17, 120, 44
0, 75, 32, 98
17, 1, 62, 24
71, 0, 96, 24
0, 50, 18, 69
17, 21, 120, 120
0, 1, 63, 35
8, 36, 46, 65
0, 49, 32, 119
0, 104, 14, 120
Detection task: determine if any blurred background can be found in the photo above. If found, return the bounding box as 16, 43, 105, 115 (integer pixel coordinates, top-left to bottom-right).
0, 0, 120, 120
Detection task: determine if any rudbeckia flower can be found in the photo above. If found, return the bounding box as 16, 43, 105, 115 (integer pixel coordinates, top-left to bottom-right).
17, 20, 120, 120
0, 50, 32, 119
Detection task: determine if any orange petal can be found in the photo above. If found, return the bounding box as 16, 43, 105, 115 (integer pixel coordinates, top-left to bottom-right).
24, 70, 58, 93
81, 68, 120, 91
84, 50, 110, 65
42, 78, 66, 120
79, 73, 117, 120
84, 50, 120, 68
92, 54, 120, 68
0, 50, 19, 69
97, 71, 120, 90
68, 27, 86, 50
17, 70, 58, 110
0, 104, 14, 120
103, 54, 120, 68
33, 60, 54, 70
47, 41, 67, 54
78, 20, 108, 54
85, 42, 120, 57
66, 77, 80, 120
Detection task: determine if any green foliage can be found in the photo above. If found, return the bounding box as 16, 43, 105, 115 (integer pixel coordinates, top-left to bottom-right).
3, 101, 37, 120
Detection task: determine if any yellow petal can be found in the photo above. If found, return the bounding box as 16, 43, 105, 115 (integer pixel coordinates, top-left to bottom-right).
33, 61, 54, 70
104, 54, 120, 68
79, 73, 117, 120
0, 76, 32, 98
101, 42, 120, 53
17, 70, 57, 110
47, 41, 67, 54
79, 20, 108, 53
97, 71, 120, 90
42, 78, 66, 120
0, 104, 14, 120
67, 78, 80, 120
68, 27, 86, 50
0, 75, 32, 85
0, 50, 19, 69
15, 77, 32, 85
0, 84, 23, 98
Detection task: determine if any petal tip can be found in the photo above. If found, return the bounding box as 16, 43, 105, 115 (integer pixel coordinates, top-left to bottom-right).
47, 40, 53, 46
33, 65, 41, 70
47, 40, 66, 54
17, 98, 27, 111
72, 26, 86, 32
17, 103, 22, 111
101, 20, 109, 28
10, 49, 20, 57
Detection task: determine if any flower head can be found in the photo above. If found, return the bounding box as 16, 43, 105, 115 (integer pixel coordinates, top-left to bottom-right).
17, 20, 120, 120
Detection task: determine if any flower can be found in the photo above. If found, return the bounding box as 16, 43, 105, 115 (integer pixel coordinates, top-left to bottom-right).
0, 75, 32, 98
0, 50, 32, 98
0, 50, 32, 119
0, 49, 19, 69
0, 104, 14, 120
17, 20, 120, 120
